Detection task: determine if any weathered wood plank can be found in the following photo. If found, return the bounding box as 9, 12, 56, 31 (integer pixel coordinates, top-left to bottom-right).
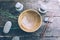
44, 17, 60, 37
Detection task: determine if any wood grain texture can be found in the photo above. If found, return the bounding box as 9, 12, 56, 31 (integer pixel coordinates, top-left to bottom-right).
0, 0, 60, 40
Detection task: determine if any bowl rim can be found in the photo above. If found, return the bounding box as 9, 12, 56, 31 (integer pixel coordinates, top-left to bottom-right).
18, 9, 42, 32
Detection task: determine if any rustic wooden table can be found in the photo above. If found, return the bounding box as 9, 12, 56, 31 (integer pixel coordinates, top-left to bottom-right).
0, 0, 60, 40
0, 0, 47, 40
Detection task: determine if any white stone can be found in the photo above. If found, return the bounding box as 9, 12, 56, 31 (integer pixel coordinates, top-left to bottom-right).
3, 21, 12, 33
44, 17, 49, 22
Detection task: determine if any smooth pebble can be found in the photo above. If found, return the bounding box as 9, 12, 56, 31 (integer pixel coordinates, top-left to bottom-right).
3, 21, 12, 33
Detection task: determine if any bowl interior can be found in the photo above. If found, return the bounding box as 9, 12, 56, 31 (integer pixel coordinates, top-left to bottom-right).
18, 9, 42, 32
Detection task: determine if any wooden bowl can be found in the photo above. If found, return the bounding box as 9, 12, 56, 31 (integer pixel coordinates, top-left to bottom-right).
18, 9, 42, 32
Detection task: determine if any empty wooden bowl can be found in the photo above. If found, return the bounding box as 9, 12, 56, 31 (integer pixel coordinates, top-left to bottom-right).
18, 9, 42, 32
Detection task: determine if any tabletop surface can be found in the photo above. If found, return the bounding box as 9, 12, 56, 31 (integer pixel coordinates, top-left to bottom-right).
0, 0, 60, 40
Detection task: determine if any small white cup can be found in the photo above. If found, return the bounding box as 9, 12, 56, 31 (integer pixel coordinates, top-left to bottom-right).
38, 4, 47, 14
15, 2, 23, 12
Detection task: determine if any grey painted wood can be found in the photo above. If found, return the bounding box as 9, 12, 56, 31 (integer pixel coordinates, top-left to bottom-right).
0, 0, 60, 40
0, 0, 47, 36
43, 17, 60, 40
